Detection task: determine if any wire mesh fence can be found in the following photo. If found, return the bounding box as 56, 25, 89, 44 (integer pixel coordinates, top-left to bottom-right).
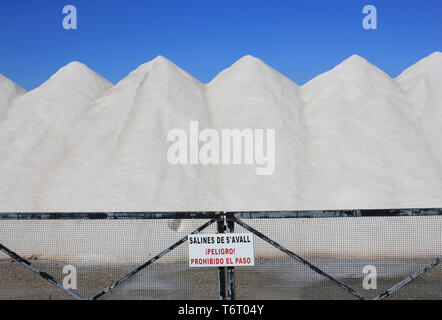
0, 210, 441, 300
231, 216, 442, 300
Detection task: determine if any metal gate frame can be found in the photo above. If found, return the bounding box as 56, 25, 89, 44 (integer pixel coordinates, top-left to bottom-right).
0, 208, 441, 300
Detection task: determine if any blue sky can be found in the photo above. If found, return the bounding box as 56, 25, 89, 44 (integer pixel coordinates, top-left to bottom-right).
0, 0, 440, 90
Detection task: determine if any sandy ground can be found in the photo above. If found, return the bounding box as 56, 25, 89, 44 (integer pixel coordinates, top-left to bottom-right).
0, 257, 440, 300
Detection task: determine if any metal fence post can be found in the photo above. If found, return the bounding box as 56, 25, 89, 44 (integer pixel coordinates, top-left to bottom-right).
217, 214, 226, 300
226, 213, 235, 300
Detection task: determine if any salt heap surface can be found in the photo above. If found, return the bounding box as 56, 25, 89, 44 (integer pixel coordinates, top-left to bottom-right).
0, 53, 440, 212
0, 74, 25, 120
205, 55, 305, 210
396, 52, 442, 168
301, 54, 441, 209
41, 56, 216, 212
0, 62, 112, 210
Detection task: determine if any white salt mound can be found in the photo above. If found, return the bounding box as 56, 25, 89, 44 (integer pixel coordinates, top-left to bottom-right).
396, 52, 442, 169
301, 54, 441, 209
41, 56, 216, 212
205, 55, 305, 210
0, 62, 112, 210
0, 53, 440, 212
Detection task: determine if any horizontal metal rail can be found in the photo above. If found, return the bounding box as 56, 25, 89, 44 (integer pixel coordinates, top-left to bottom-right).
0, 208, 440, 220
231, 208, 442, 218
0, 212, 221, 220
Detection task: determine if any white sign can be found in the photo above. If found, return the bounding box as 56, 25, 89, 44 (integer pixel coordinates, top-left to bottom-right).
188, 233, 254, 267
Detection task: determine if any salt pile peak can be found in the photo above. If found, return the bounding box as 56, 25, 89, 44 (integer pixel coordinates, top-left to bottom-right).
207, 54, 301, 128
396, 51, 442, 168
205, 55, 305, 210
0, 61, 112, 152
208, 54, 299, 87
41, 55, 216, 212
0, 62, 112, 211
396, 52, 442, 112
302, 55, 408, 107
396, 51, 442, 92
0, 74, 25, 121
6, 61, 113, 123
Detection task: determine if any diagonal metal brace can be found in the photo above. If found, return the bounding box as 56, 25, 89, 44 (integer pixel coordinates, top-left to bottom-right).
92, 218, 218, 300
233, 216, 367, 300
0, 243, 86, 300
373, 256, 442, 300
